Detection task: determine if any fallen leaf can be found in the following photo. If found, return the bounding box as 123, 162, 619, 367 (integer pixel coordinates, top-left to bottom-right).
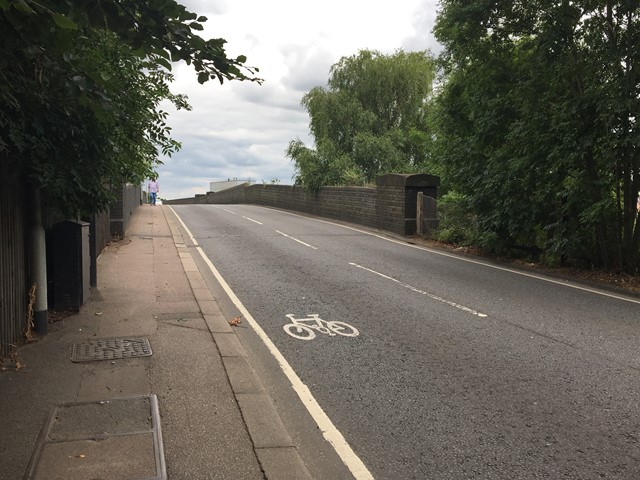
229, 316, 242, 326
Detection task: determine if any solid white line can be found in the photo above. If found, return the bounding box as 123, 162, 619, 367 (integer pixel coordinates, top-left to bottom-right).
268, 208, 640, 306
168, 207, 373, 480
275, 230, 318, 250
350, 262, 488, 318
242, 216, 263, 225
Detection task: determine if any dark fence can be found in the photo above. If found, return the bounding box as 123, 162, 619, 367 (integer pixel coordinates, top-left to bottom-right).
416, 192, 439, 236
110, 183, 141, 237
0, 161, 27, 358
167, 173, 440, 237
1, 170, 133, 354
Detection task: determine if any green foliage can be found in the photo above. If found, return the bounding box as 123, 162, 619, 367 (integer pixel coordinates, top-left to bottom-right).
288, 49, 436, 191
432, 0, 640, 272
0, 0, 259, 216
433, 191, 475, 245
287, 139, 363, 191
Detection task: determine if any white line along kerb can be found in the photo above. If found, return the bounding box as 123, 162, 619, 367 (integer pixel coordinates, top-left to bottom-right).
168, 207, 374, 480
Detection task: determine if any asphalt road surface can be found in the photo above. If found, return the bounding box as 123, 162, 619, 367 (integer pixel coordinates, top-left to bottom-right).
171, 204, 640, 480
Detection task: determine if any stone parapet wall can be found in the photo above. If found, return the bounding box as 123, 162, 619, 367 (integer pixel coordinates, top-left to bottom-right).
166, 174, 440, 236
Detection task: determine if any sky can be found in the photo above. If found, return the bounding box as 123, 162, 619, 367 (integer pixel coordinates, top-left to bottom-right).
157, 0, 442, 200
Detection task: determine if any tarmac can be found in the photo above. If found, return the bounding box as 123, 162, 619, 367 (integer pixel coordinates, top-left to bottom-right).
0, 205, 314, 480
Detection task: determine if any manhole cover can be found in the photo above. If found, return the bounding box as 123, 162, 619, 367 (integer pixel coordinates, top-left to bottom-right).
71, 337, 152, 362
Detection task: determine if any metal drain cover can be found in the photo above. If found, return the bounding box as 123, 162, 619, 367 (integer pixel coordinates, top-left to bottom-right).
71, 337, 152, 362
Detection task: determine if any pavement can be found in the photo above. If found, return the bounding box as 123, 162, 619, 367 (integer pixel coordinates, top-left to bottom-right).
0, 205, 313, 480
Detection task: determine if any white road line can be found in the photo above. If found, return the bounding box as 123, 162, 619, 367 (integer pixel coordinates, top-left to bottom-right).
223, 209, 237, 215
275, 230, 318, 250
267, 208, 640, 306
242, 216, 263, 225
350, 262, 488, 318
168, 207, 373, 480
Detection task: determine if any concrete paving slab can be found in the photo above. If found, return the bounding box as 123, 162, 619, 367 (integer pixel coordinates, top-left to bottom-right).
185, 271, 203, 283
199, 300, 224, 316
97, 316, 158, 338
214, 333, 248, 357
159, 315, 208, 331
34, 434, 156, 480
204, 314, 234, 333
192, 287, 215, 303
186, 277, 209, 291
255, 447, 313, 480
48, 397, 152, 439
236, 394, 294, 449
180, 257, 199, 272
78, 365, 150, 402
222, 356, 264, 394
152, 299, 200, 312
26, 395, 165, 480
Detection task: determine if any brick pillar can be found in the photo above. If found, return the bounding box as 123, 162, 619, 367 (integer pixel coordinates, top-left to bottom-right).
375, 173, 440, 236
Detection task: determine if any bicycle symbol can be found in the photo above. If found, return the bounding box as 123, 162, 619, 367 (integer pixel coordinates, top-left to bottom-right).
283, 314, 360, 341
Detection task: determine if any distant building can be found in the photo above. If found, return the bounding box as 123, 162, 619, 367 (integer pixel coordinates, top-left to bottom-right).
209, 178, 255, 193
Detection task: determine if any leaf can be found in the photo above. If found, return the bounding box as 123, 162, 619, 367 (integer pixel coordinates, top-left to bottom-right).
52, 13, 78, 30
156, 57, 172, 71
12, 0, 34, 13
197, 71, 209, 84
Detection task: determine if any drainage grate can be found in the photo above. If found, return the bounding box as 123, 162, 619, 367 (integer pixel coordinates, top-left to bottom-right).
71, 337, 152, 362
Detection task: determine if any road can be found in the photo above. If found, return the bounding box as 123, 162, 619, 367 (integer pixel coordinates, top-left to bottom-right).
171, 204, 640, 480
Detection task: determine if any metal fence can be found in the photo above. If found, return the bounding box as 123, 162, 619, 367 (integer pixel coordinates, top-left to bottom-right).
0, 161, 27, 358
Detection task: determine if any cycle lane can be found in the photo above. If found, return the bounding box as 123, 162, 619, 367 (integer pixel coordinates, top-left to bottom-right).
171, 204, 640, 480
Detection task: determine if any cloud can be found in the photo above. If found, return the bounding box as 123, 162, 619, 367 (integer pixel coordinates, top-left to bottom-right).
157, 0, 441, 200
280, 43, 334, 92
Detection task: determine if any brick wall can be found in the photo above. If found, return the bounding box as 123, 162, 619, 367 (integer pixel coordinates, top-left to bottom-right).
166, 174, 440, 236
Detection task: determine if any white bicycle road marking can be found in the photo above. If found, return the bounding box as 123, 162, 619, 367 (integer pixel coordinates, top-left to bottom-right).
283, 314, 360, 341
350, 262, 488, 318
275, 230, 318, 250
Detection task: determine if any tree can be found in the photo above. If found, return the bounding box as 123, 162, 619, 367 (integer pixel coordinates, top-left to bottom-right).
287, 49, 436, 190
432, 0, 640, 272
0, 0, 260, 215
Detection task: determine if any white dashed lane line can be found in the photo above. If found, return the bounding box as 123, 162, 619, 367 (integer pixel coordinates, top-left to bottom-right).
242, 216, 263, 225
350, 262, 488, 318
275, 230, 318, 250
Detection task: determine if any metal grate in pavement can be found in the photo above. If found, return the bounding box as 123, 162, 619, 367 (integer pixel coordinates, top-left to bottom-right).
71, 337, 152, 362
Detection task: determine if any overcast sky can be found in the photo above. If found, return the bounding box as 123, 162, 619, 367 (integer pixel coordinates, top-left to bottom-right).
157, 0, 442, 200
